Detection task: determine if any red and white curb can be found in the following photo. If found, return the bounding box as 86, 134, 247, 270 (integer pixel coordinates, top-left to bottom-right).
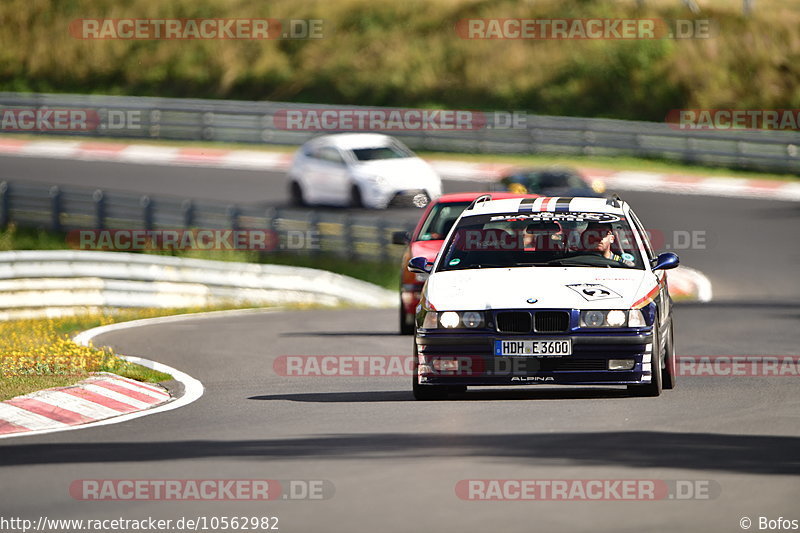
1, 138, 798, 202
0, 311, 214, 440
0, 373, 170, 436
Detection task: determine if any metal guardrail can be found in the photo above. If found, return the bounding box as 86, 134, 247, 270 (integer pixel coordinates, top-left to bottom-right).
0, 250, 396, 320
0, 180, 413, 262
1, 92, 798, 173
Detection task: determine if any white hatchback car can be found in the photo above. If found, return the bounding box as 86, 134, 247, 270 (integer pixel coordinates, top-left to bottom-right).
287, 133, 442, 209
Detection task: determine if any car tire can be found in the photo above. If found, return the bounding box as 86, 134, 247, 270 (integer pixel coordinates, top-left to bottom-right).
399, 298, 414, 335
628, 317, 663, 397
662, 322, 677, 390
349, 184, 364, 208
411, 343, 465, 400
289, 180, 306, 207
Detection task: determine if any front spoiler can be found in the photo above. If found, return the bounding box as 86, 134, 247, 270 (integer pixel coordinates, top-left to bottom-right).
416, 330, 654, 386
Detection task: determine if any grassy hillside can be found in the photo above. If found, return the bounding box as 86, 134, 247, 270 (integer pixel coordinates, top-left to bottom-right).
1, 0, 798, 120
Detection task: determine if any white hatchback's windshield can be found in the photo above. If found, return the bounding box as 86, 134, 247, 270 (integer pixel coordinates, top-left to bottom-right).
351, 142, 414, 161
438, 212, 644, 271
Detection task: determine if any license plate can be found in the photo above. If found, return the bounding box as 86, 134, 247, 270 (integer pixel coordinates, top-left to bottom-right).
495, 339, 572, 357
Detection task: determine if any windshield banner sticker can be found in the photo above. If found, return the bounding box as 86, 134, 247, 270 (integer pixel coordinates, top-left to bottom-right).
566, 283, 622, 301
489, 212, 621, 223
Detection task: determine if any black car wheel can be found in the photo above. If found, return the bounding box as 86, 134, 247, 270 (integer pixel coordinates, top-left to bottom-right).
350, 184, 364, 208
662, 322, 677, 390
399, 297, 414, 335
289, 180, 306, 207
628, 317, 663, 397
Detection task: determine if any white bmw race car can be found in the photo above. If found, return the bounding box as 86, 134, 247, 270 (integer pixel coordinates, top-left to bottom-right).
409, 195, 679, 400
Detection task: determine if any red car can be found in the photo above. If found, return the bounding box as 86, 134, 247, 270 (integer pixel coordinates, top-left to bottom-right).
392, 192, 538, 334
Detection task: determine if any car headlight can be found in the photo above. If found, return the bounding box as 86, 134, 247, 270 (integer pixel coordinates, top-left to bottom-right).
591, 179, 606, 194
580, 310, 641, 328
423, 311, 485, 329
365, 175, 387, 185
439, 311, 460, 328
461, 311, 484, 328
422, 311, 438, 329
628, 309, 646, 327
582, 310, 606, 327
606, 310, 627, 327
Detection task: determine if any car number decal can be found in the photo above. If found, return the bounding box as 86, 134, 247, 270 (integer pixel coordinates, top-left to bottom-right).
566, 283, 622, 301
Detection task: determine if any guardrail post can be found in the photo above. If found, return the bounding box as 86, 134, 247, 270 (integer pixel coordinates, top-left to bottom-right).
49, 186, 62, 232
149, 109, 161, 139
0, 181, 9, 229
263, 206, 277, 251
308, 210, 320, 256
377, 217, 388, 262
93, 189, 105, 229
227, 205, 240, 232
261, 207, 278, 259
182, 199, 194, 228
141, 195, 153, 230
264, 207, 278, 232
583, 130, 596, 156
343, 214, 355, 259
528, 122, 539, 154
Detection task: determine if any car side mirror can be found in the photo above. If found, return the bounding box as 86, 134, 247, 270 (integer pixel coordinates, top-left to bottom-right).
407, 256, 433, 274
651, 252, 679, 271
392, 231, 411, 245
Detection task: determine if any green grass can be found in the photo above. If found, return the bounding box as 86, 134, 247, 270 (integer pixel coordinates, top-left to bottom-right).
1, 0, 798, 122
0, 310, 174, 401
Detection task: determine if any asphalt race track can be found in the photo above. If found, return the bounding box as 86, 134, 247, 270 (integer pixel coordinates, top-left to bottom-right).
1, 154, 799, 532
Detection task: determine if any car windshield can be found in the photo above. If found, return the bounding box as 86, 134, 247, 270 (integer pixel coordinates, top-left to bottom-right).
438, 211, 644, 271
416, 201, 471, 241
351, 143, 413, 161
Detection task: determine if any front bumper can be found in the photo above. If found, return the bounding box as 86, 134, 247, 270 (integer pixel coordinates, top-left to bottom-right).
415, 330, 654, 386
364, 184, 435, 208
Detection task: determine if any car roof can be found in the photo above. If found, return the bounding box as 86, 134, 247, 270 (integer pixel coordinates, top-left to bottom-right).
503, 166, 583, 176
309, 133, 396, 150
463, 196, 626, 216
435, 192, 539, 203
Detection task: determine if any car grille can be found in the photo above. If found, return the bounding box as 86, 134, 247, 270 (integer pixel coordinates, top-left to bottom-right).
495, 311, 570, 333
534, 311, 570, 333
496, 312, 532, 333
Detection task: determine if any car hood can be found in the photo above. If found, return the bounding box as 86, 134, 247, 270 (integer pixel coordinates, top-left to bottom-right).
354, 158, 441, 187
424, 267, 656, 311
